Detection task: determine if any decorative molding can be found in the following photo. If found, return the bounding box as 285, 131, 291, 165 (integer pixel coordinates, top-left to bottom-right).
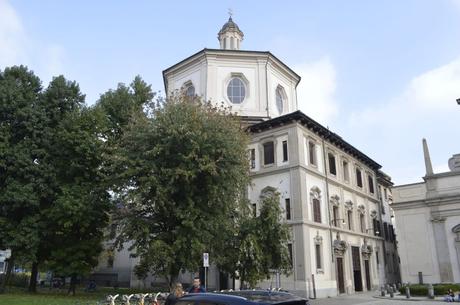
357, 204, 366, 215
314, 231, 323, 245
430, 216, 446, 223
310, 186, 321, 200
370, 210, 378, 219
330, 195, 340, 207
344, 200, 354, 211
361, 238, 373, 259
333, 232, 348, 256
260, 186, 277, 199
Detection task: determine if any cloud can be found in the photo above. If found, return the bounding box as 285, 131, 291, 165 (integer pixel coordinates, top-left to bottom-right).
294, 57, 339, 126
0, 0, 65, 81
0, 0, 28, 67
346, 56, 460, 184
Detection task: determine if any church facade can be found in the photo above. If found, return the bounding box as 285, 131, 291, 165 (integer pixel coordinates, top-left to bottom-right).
93, 17, 400, 297
392, 140, 460, 284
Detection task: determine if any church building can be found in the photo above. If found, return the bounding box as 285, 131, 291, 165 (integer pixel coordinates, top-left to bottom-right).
94, 16, 400, 298
392, 139, 460, 284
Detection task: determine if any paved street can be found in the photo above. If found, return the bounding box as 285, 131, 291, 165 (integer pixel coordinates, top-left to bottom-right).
309, 292, 442, 305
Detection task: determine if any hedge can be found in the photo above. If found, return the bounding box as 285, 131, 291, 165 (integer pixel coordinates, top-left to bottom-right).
398, 284, 460, 296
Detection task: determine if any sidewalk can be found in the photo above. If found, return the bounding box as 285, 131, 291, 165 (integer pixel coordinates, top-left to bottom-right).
373, 293, 445, 302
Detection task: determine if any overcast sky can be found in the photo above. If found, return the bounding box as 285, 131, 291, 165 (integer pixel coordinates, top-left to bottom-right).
1, 0, 459, 185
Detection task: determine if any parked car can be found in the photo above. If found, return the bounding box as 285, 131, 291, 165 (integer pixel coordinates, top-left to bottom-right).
173, 290, 308, 305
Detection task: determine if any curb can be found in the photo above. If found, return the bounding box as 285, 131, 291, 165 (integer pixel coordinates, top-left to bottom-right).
373, 295, 444, 302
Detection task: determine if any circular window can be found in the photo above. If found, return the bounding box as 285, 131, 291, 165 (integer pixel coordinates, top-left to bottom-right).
185, 85, 195, 97
227, 77, 246, 104
276, 87, 284, 114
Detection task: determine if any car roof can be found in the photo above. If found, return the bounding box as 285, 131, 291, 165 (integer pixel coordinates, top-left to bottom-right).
179, 290, 306, 305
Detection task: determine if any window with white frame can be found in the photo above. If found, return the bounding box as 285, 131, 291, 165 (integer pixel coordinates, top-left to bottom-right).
314, 232, 323, 273
328, 152, 337, 175
282, 140, 288, 162
367, 174, 374, 194
276, 85, 286, 114
249, 148, 256, 169
227, 77, 246, 104
356, 167, 363, 188
308, 140, 317, 166
342, 159, 350, 182
263, 141, 275, 165
311, 187, 322, 223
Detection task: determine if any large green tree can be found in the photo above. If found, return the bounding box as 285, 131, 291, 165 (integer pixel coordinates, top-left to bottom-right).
0, 66, 44, 292
111, 95, 250, 287
0, 67, 111, 293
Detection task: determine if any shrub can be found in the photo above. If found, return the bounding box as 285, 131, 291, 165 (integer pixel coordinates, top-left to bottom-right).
399, 284, 460, 296
0, 272, 30, 288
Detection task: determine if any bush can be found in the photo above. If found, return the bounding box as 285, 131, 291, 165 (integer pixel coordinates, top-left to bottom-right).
399, 284, 460, 296
0, 272, 30, 288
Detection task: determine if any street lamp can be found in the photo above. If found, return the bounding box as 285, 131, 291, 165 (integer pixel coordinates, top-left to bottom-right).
457, 98, 460, 105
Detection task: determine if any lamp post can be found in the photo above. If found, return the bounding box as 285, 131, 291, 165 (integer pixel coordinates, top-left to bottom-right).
457, 98, 460, 105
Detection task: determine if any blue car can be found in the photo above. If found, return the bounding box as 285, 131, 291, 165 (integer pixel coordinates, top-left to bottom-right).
174, 290, 308, 305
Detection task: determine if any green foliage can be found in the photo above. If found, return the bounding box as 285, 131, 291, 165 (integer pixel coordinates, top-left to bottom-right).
0, 273, 30, 288
0, 66, 111, 292
110, 94, 250, 286
399, 284, 460, 296
233, 193, 291, 288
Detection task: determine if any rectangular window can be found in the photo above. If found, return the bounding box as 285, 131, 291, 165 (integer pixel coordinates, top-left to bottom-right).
376, 220, 381, 236
288, 243, 293, 267
384, 188, 388, 200
263, 142, 275, 165
376, 251, 379, 265
356, 168, 363, 188
347, 210, 353, 230
333, 206, 339, 227
313, 199, 321, 223
249, 148, 256, 169
252, 203, 257, 218
285, 198, 291, 220
343, 160, 349, 182
315, 244, 322, 270
328, 153, 337, 175
368, 175, 374, 194
308, 141, 317, 166
282, 140, 288, 162
360, 214, 365, 233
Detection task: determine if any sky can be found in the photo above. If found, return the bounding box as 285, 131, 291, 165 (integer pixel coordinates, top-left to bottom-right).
1, 0, 460, 185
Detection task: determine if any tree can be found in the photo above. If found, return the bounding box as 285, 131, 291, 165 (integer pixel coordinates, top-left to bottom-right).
233, 192, 292, 288
112, 94, 250, 288
0, 66, 44, 292
0, 67, 111, 293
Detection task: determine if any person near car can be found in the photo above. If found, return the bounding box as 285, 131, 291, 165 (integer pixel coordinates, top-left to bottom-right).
188, 277, 206, 293
166, 283, 185, 305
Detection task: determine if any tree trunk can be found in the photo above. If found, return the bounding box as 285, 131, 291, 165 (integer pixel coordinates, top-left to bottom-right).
67, 274, 76, 296
0, 256, 14, 293
28, 262, 39, 293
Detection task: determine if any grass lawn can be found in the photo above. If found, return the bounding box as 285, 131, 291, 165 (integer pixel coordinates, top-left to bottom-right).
0, 287, 160, 305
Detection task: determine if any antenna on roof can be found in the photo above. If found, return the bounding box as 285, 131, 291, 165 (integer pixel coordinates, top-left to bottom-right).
228, 8, 233, 18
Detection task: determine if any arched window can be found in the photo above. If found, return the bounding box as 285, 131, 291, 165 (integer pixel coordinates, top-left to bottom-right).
276, 85, 286, 114
186, 85, 195, 97
182, 81, 195, 98
227, 77, 246, 104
